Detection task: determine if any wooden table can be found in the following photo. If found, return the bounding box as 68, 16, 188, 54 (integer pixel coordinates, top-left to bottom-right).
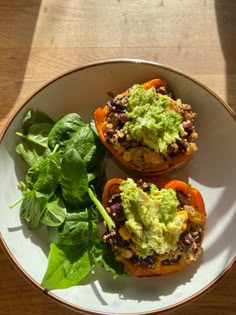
0, 1, 235, 314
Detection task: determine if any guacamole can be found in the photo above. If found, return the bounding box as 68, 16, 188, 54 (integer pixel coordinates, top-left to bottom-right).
124, 84, 185, 154
120, 178, 185, 258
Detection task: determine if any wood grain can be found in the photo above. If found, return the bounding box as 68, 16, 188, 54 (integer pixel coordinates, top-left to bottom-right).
0, 0, 235, 314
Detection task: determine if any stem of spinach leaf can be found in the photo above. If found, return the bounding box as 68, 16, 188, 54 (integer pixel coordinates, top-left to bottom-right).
9, 195, 25, 209
15, 132, 47, 148
9, 182, 28, 209
88, 188, 115, 232
52, 143, 59, 154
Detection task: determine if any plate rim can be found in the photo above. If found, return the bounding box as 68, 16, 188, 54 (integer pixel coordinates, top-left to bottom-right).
0, 58, 236, 314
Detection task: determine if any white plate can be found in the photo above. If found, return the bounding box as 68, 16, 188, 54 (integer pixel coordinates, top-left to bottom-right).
0, 59, 235, 315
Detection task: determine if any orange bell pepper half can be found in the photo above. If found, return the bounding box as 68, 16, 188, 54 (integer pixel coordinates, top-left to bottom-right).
102, 177, 206, 277
93, 79, 194, 176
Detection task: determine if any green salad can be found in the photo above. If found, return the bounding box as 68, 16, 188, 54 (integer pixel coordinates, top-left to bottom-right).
10, 110, 124, 290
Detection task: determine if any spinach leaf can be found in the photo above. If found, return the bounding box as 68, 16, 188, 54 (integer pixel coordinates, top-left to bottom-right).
97, 242, 125, 278
15, 110, 55, 165
15, 145, 61, 229
22, 110, 54, 134
20, 190, 48, 230
25, 149, 60, 195
16, 116, 54, 149
87, 172, 98, 183
43, 235, 124, 290
41, 206, 102, 289
48, 113, 85, 149
89, 117, 99, 136
33, 150, 60, 195
65, 125, 104, 172
41, 242, 95, 289
25, 158, 43, 189
56, 208, 98, 246
41, 197, 66, 227
16, 142, 44, 167
15, 131, 48, 149
27, 122, 53, 146
60, 148, 89, 208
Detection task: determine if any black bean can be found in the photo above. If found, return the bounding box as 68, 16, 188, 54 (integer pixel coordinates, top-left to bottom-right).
168, 141, 187, 156
162, 255, 182, 265
141, 255, 155, 267
105, 129, 116, 139
130, 255, 140, 265
108, 194, 122, 205
105, 230, 129, 247
118, 113, 128, 123
110, 202, 122, 212
110, 202, 125, 222
107, 99, 126, 112
136, 179, 152, 192
129, 254, 155, 268
155, 85, 172, 96
177, 141, 188, 153
142, 182, 152, 193
176, 190, 190, 207
182, 121, 193, 135
194, 233, 202, 244
180, 232, 193, 247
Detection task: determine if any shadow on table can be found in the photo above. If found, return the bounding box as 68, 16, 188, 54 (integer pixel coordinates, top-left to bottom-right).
0, 1, 41, 123
215, 0, 236, 110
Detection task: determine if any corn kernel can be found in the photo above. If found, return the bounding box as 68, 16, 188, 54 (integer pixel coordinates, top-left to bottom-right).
188, 210, 205, 225
119, 226, 132, 240
121, 249, 133, 259
177, 210, 188, 221
176, 210, 188, 231
106, 123, 113, 129
102, 121, 108, 130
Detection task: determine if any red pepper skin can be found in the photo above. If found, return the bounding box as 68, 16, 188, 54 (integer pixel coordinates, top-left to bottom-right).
102, 177, 206, 277
93, 79, 192, 176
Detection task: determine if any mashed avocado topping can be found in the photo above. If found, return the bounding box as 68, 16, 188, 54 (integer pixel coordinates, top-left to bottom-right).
120, 178, 185, 258
124, 84, 184, 154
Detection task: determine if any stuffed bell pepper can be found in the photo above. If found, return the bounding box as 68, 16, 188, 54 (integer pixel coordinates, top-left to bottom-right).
94, 79, 198, 175
102, 177, 206, 276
